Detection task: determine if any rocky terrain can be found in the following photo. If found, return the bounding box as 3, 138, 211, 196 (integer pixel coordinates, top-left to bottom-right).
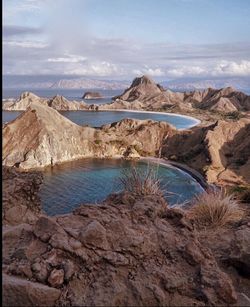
3, 97, 250, 186
2, 166, 250, 306
100, 75, 250, 114
3, 76, 250, 118
162, 118, 250, 186
3, 92, 89, 111
82, 91, 103, 99
3, 101, 175, 169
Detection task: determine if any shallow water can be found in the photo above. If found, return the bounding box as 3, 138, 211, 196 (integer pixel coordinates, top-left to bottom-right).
2, 109, 198, 129
39, 159, 204, 216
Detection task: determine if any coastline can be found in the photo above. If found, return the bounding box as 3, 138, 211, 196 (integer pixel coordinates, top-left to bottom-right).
140, 157, 209, 190
100, 108, 201, 129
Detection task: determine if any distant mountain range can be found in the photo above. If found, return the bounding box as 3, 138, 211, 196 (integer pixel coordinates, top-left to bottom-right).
163, 77, 250, 92
50, 78, 130, 90
3, 75, 250, 92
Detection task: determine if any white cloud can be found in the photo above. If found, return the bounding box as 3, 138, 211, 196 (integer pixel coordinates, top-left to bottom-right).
67, 61, 121, 76
3, 40, 48, 48
133, 67, 165, 77
213, 60, 250, 76
167, 66, 205, 77
48, 54, 87, 63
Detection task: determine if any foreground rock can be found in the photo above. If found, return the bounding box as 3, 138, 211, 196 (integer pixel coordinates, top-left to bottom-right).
162, 118, 250, 185
82, 91, 103, 99
3, 167, 246, 306
3, 92, 88, 111
2, 167, 43, 225
3, 102, 175, 169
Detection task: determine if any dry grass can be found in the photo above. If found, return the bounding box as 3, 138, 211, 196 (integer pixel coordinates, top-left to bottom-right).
187, 188, 245, 228
119, 165, 163, 197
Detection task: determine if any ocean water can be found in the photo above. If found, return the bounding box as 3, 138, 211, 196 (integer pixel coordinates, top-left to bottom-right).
40, 159, 204, 216
2, 110, 198, 129
2, 88, 121, 104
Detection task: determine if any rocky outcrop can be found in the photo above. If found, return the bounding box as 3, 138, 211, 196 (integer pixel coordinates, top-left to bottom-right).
2, 169, 242, 306
48, 95, 87, 110
100, 76, 250, 113
103, 75, 185, 110
82, 91, 103, 99
2, 167, 43, 225
185, 87, 250, 112
2, 102, 175, 169
3, 92, 88, 111
162, 118, 250, 185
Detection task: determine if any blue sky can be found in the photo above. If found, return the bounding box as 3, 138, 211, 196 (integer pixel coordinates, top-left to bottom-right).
3, 0, 250, 79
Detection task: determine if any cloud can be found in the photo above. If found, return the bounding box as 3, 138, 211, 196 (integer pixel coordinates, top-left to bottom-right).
3, 40, 48, 49
133, 67, 165, 77
166, 66, 205, 77
47, 54, 87, 63
213, 60, 250, 76
3, 25, 42, 37
66, 61, 121, 77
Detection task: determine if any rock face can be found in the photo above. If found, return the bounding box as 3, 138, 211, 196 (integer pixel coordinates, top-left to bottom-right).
3, 92, 88, 111
184, 86, 250, 112
104, 75, 185, 110
48, 95, 87, 110
2, 166, 43, 225
2, 102, 175, 169
162, 118, 250, 185
2, 171, 241, 306
100, 75, 250, 113
82, 91, 103, 99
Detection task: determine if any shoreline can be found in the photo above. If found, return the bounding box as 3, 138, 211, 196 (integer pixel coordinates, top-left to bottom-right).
100, 108, 201, 129
3, 107, 201, 130
140, 157, 209, 190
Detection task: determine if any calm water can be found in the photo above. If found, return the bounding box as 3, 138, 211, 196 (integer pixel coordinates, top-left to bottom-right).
2, 110, 198, 129
2, 88, 121, 104
40, 159, 204, 216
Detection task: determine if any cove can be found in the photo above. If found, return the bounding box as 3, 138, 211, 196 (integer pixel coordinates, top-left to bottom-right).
3, 109, 199, 129
39, 158, 204, 216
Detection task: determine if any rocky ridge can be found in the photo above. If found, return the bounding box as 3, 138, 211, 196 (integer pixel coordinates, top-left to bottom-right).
3, 92, 88, 111
100, 75, 250, 114
2, 166, 250, 306
3, 101, 175, 169
162, 118, 250, 185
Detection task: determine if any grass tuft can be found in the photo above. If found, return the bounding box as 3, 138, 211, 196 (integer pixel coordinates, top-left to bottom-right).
187, 188, 244, 228
119, 165, 163, 197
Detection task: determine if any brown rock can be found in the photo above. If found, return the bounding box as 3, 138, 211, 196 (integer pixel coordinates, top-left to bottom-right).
48, 269, 65, 288
3, 273, 61, 306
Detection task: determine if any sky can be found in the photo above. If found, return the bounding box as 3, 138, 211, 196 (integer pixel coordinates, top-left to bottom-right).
3, 0, 250, 80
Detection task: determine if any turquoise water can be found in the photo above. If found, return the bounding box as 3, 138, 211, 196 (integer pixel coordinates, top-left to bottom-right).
2, 110, 198, 129
39, 159, 204, 216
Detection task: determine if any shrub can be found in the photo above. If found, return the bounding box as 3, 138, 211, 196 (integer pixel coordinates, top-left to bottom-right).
228, 185, 250, 204
119, 165, 163, 197
187, 188, 244, 228
94, 139, 102, 145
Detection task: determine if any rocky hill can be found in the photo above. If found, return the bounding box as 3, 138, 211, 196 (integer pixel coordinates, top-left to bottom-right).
162, 118, 250, 185
3, 102, 175, 169
103, 75, 185, 110
2, 166, 250, 306
101, 75, 250, 113
3, 92, 88, 111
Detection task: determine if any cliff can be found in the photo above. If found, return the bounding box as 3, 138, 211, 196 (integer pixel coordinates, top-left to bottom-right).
162, 118, 250, 185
